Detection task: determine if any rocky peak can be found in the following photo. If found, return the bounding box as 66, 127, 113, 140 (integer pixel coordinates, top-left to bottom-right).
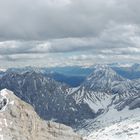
87, 65, 124, 83
81, 65, 133, 94
0, 89, 83, 140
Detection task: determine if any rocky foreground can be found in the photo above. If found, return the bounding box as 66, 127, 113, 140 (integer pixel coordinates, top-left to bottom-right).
0, 89, 82, 140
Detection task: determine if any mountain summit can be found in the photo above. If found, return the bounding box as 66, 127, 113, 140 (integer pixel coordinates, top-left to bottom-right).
0, 89, 82, 140
85, 65, 125, 92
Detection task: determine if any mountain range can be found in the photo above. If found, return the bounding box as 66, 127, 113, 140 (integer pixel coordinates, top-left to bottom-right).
0, 64, 140, 139
0, 70, 94, 126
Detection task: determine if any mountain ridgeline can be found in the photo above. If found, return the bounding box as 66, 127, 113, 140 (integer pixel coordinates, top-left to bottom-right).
0, 64, 140, 134
0, 70, 94, 126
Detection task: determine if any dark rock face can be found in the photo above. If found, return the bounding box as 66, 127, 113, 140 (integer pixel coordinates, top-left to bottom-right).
0, 96, 8, 111
114, 96, 140, 111
129, 98, 140, 110
0, 71, 94, 126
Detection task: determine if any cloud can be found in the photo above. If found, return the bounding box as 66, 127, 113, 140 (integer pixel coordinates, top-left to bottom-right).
0, 0, 140, 67
1, 22, 140, 67
0, 0, 140, 40
1, 23, 140, 54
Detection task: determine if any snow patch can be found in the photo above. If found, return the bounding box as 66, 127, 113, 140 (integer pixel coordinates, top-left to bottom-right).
86, 116, 140, 140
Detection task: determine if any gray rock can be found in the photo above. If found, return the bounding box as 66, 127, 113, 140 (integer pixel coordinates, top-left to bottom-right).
0, 89, 83, 140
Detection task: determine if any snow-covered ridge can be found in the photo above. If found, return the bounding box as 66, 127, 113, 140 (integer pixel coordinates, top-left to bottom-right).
71, 65, 140, 139
72, 65, 140, 111
0, 65, 140, 140
0, 71, 95, 126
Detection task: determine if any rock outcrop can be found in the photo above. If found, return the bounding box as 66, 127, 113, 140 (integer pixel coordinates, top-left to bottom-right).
0, 89, 82, 140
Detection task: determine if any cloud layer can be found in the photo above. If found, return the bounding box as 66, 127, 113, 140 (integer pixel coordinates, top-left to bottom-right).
0, 0, 140, 67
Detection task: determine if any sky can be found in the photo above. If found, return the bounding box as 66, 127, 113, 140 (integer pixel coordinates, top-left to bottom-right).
0, 0, 140, 68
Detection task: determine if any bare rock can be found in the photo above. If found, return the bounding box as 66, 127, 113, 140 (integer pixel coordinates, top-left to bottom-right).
0, 89, 83, 140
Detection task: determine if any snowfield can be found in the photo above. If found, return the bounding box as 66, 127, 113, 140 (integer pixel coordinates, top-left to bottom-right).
80, 107, 140, 140
86, 116, 140, 140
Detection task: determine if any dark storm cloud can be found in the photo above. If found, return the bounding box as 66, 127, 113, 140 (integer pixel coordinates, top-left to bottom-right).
0, 0, 140, 40
1, 23, 139, 55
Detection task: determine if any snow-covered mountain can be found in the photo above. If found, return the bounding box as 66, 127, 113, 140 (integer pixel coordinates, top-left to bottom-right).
6, 66, 87, 87
70, 65, 140, 139
0, 71, 94, 126
0, 65, 140, 140
71, 65, 139, 114
6, 66, 45, 74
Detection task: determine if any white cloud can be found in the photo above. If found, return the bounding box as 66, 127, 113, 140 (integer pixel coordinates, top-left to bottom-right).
0, 0, 140, 67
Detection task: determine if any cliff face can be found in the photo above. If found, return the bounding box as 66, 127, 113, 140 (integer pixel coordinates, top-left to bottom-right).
0, 89, 82, 140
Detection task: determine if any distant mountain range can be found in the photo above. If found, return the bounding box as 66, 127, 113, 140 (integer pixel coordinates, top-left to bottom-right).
4, 66, 90, 87
111, 63, 140, 80
2, 63, 140, 87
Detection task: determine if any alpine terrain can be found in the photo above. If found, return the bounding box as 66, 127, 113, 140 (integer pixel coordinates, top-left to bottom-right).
0, 65, 140, 140
0, 88, 82, 140
71, 65, 140, 140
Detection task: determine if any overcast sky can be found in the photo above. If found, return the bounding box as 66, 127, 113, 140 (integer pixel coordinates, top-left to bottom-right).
0, 0, 140, 68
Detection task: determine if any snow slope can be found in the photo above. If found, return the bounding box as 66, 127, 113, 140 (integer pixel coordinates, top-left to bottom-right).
72, 65, 140, 139
86, 115, 140, 140
71, 65, 139, 115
